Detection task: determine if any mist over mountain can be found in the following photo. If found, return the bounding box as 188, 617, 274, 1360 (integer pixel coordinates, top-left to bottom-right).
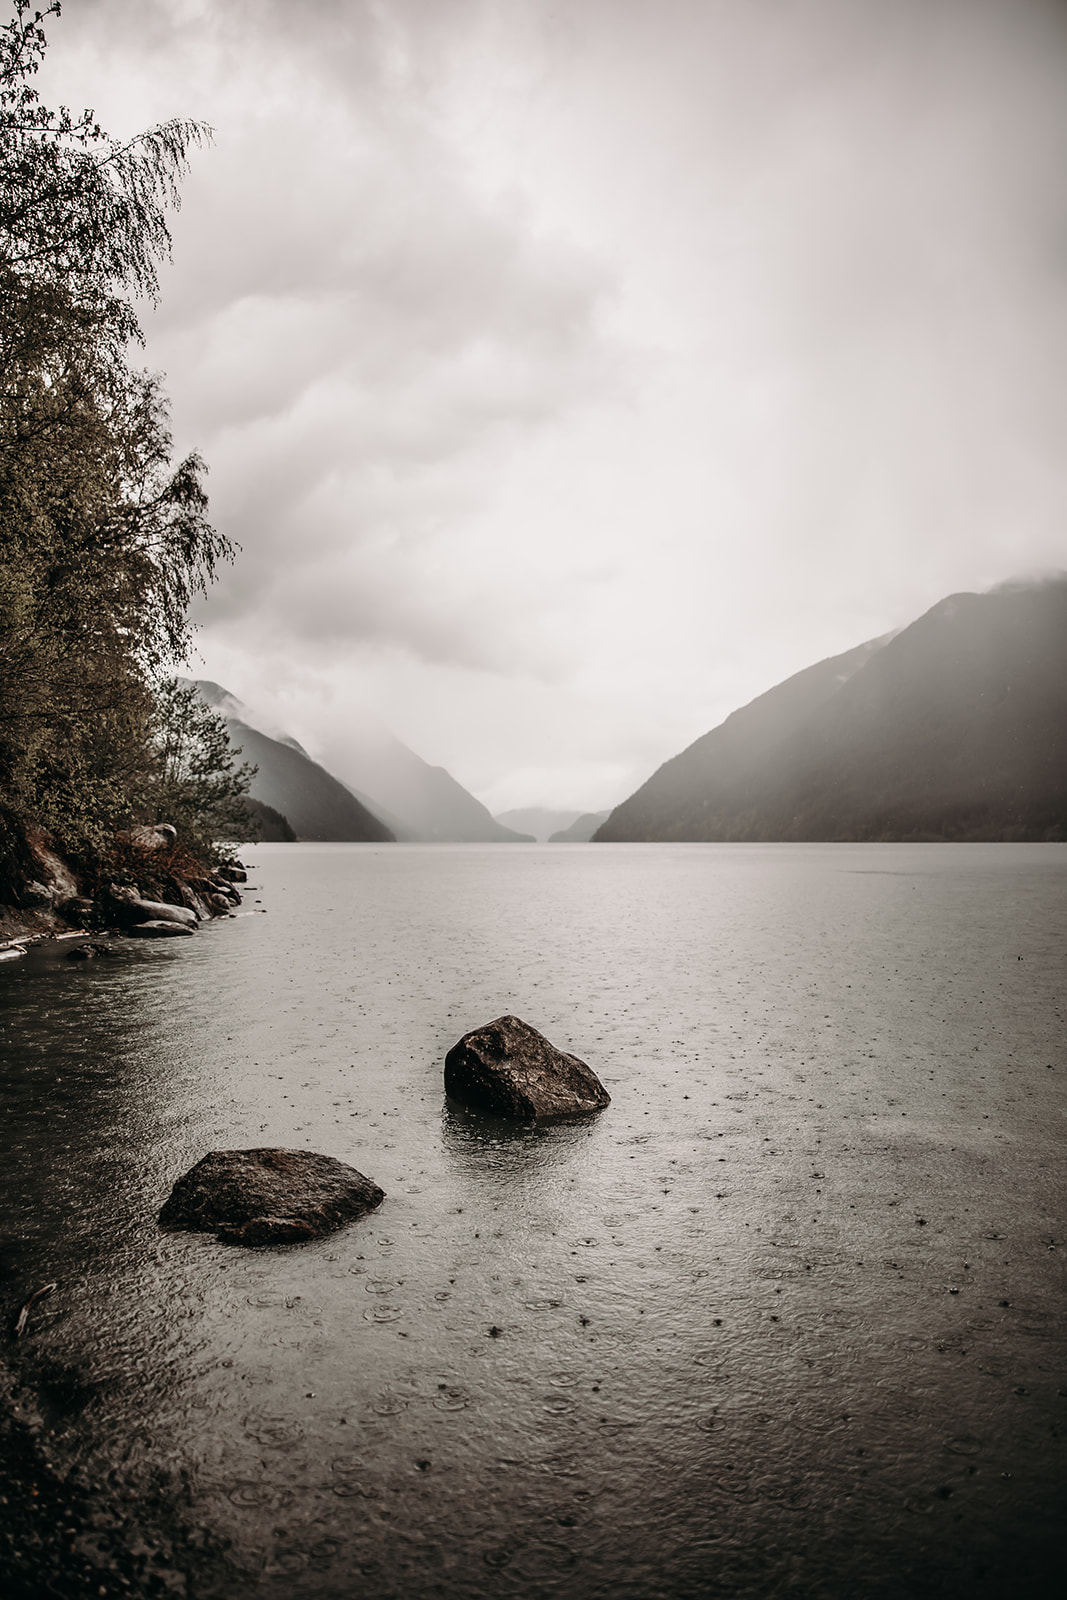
494, 808, 583, 842
549, 811, 612, 843
195, 683, 393, 843
197, 683, 531, 843
332, 724, 533, 842
596, 578, 1067, 843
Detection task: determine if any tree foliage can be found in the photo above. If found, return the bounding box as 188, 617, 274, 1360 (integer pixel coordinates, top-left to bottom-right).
0, 2, 247, 881
145, 679, 257, 859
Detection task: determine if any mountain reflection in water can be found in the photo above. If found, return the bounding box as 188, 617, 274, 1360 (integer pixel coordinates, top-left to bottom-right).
1, 842, 1064, 1599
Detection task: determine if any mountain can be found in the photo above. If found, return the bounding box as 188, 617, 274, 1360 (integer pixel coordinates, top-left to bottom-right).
341, 784, 419, 844
596, 578, 1067, 843
195, 683, 394, 842
330, 722, 533, 842
549, 811, 611, 842
495, 807, 583, 842
196, 681, 532, 843
239, 797, 297, 842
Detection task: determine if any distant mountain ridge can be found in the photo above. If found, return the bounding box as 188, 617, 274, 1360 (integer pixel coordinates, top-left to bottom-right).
494, 807, 583, 842
549, 811, 611, 842
596, 578, 1067, 842
341, 744, 531, 842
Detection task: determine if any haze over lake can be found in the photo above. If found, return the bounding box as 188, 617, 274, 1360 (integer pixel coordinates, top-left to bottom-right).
2, 843, 1064, 1597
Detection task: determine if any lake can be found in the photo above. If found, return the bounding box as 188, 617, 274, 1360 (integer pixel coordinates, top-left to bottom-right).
1, 842, 1064, 1599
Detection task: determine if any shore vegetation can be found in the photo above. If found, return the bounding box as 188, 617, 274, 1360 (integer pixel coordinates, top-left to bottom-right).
0, 1, 250, 897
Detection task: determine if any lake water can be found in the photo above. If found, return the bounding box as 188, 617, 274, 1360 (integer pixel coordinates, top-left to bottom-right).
1, 842, 1065, 1599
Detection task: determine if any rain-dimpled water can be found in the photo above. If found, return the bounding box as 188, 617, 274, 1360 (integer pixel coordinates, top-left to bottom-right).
1, 842, 1064, 1598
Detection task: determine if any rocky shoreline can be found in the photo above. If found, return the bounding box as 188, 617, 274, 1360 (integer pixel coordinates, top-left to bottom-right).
0, 823, 257, 1598
0, 824, 248, 962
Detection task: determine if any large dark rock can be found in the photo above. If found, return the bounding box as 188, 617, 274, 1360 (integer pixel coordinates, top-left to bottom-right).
444, 1015, 610, 1121
159, 1148, 385, 1246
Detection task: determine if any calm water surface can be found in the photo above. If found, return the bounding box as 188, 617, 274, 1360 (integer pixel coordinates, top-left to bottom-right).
1, 843, 1065, 1598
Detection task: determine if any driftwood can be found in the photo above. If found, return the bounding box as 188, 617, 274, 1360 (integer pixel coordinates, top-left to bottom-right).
12, 1282, 56, 1339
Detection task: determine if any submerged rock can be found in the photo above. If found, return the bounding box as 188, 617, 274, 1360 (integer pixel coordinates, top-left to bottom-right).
444, 1015, 610, 1121
159, 1148, 385, 1246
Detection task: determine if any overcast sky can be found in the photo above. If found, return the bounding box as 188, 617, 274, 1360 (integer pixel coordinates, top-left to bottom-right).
40, 0, 1067, 812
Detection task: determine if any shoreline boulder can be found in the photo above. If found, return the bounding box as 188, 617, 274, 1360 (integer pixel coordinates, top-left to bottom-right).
159, 1148, 385, 1246
444, 1015, 610, 1121
107, 885, 199, 928
117, 824, 178, 852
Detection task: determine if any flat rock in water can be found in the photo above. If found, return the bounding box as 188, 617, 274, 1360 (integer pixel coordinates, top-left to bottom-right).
159, 1148, 385, 1246
128, 920, 195, 938
444, 1014, 610, 1121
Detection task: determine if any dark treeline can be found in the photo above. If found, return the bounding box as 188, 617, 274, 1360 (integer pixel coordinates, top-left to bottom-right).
0, 2, 251, 897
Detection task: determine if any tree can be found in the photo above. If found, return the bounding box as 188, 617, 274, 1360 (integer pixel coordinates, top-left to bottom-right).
0, 2, 247, 880
144, 679, 258, 858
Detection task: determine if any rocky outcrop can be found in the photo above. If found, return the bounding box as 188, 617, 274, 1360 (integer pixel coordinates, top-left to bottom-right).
106, 886, 199, 929
444, 1015, 610, 1121
159, 1148, 386, 1246
117, 824, 178, 851
11, 842, 80, 911
0, 821, 250, 949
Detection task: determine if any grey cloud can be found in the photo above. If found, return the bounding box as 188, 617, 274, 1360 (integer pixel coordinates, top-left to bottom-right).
43, 0, 1067, 807
70, 2, 622, 678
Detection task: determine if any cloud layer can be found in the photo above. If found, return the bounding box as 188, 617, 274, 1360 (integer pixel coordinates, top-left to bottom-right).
40, 0, 1067, 808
